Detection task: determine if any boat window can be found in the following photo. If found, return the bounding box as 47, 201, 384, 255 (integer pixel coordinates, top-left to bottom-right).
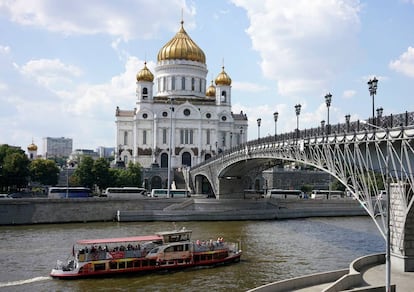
127, 261, 133, 268
119, 262, 125, 269
94, 263, 106, 271
109, 261, 117, 269
133, 260, 141, 268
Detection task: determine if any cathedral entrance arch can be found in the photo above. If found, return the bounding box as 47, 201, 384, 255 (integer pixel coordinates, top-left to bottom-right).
182, 152, 191, 167
160, 153, 168, 168
151, 176, 162, 189
204, 153, 211, 160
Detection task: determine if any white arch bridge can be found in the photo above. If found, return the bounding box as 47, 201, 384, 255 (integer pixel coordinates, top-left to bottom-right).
185, 112, 414, 272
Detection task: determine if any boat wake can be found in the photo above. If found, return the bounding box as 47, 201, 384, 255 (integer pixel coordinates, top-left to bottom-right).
0, 276, 50, 288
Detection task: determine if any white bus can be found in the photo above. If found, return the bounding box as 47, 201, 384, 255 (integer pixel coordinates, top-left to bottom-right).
150, 189, 190, 198
266, 189, 304, 199
48, 187, 92, 198
104, 187, 147, 199
310, 190, 344, 199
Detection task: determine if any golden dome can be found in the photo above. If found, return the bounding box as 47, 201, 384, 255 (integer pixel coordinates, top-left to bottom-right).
27, 142, 38, 151
157, 21, 206, 63
215, 66, 232, 86
136, 62, 154, 82
206, 80, 216, 97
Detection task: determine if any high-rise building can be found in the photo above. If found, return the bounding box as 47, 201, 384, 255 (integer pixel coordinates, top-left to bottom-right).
115, 20, 248, 170
43, 137, 73, 158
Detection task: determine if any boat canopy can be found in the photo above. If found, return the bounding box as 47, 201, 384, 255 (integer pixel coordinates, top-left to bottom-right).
76, 235, 162, 245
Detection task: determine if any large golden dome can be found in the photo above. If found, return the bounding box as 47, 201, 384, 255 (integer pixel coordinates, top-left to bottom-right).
206, 80, 216, 97
215, 66, 232, 86
157, 21, 206, 63
136, 62, 154, 82
27, 142, 38, 151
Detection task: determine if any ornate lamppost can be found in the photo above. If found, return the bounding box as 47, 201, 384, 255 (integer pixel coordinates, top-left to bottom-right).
295, 104, 301, 138
273, 111, 279, 136
367, 77, 379, 126
321, 120, 325, 135
325, 93, 332, 134
345, 114, 351, 132
377, 107, 383, 127
257, 118, 262, 140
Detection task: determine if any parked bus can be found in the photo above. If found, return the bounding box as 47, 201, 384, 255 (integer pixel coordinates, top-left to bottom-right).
104, 187, 147, 199
266, 189, 304, 199
48, 187, 92, 199
150, 189, 190, 198
310, 190, 344, 199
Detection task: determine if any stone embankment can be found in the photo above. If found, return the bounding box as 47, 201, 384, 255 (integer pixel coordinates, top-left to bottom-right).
0, 197, 366, 225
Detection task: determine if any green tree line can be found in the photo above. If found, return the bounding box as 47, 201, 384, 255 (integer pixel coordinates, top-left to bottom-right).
0, 144, 142, 194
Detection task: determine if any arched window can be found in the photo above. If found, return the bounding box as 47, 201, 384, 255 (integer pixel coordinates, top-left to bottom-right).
182, 152, 191, 167
172, 76, 175, 90
142, 87, 148, 99
191, 78, 195, 91
123, 131, 128, 145
221, 91, 227, 102
181, 77, 185, 90
160, 153, 168, 168
199, 79, 202, 92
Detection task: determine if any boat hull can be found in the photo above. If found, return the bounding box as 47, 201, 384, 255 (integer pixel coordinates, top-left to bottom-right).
50, 252, 242, 279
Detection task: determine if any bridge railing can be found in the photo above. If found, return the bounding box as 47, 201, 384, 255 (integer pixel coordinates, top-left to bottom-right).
191, 111, 414, 170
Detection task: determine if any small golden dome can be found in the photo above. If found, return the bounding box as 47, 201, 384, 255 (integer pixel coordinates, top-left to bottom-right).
136, 62, 154, 82
27, 142, 38, 151
215, 66, 232, 86
206, 80, 216, 97
157, 21, 206, 63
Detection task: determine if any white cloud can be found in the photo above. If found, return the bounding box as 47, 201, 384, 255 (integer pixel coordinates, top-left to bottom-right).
343, 90, 356, 99
231, 0, 361, 97
0, 45, 10, 54
232, 81, 268, 92
389, 47, 414, 78
19, 59, 82, 90
0, 0, 195, 41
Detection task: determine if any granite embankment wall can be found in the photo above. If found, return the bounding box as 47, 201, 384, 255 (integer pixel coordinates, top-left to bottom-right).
0, 198, 367, 225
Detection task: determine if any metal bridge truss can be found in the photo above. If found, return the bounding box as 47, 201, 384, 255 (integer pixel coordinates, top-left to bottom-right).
192, 125, 414, 250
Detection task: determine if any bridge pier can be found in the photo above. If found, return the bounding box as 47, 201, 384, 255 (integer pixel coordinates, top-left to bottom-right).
217, 176, 245, 199
391, 182, 414, 272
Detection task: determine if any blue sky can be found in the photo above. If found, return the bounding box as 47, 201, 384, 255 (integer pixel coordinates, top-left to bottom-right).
1, 0, 413, 153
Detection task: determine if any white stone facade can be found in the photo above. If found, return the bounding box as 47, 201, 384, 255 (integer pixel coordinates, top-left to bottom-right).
115, 22, 248, 169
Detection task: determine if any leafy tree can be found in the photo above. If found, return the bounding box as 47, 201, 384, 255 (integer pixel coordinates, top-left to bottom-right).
0, 145, 30, 191
92, 158, 113, 192
29, 159, 60, 186
72, 156, 95, 188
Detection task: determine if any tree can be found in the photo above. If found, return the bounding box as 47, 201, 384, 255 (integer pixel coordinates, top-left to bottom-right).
72, 156, 95, 188
92, 158, 113, 193
0, 145, 30, 191
29, 159, 60, 186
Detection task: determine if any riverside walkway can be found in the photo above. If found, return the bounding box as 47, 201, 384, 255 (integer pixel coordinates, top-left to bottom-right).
249, 253, 413, 291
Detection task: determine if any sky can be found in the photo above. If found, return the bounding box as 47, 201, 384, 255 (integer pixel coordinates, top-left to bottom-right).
1, 0, 414, 154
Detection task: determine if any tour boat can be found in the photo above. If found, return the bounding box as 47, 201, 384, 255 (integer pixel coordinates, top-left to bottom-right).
50, 228, 242, 279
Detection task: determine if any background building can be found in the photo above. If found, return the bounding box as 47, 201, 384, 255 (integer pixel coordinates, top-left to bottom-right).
43, 137, 73, 158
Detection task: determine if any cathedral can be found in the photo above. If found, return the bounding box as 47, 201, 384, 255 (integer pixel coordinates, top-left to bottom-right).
115, 20, 248, 186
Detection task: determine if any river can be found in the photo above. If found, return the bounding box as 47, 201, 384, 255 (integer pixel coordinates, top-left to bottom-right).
0, 217, 383, 291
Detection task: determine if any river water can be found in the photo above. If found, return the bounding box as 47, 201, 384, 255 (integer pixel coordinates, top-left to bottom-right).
0, 217, 383, 292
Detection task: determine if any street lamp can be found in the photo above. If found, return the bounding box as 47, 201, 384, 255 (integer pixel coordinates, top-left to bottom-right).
321, 120, 325, 135
345, 114, 351, 132
325, 93, 332, 134
361, 119, 391, 292
167, 97, 174, 198
367, 77, 379, 126
257, 118, 262, 140
295, 104, 301, 137
273, 112, 279, 136
377, 107, 384, 127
